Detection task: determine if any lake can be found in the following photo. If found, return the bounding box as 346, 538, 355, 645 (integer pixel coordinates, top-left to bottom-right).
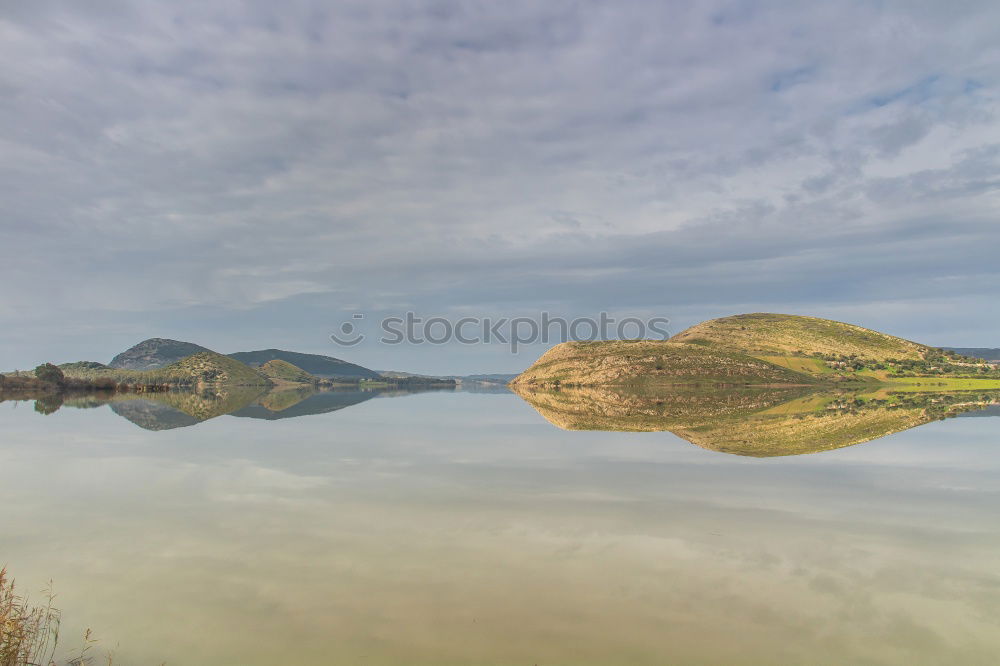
2, 387, 999, 664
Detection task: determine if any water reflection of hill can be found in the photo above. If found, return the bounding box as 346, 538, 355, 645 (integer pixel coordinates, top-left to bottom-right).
512, 385, 1000, 457
2, 384, 462, 430
230, 387, 379, 420
105, 385, 457, 429
107, 386, 267, 430
109, 398, 202, 431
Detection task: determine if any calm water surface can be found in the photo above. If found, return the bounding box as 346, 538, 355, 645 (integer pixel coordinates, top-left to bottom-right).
1, 390, 998, 664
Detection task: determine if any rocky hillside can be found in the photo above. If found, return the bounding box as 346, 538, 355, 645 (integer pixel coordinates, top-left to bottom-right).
109, 338, 213, 370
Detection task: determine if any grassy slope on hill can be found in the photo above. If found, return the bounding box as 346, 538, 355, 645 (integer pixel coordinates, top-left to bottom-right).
510, 340, 817, 387
259, 359, 318, 384
52, 364, 191, 386
670, 313, 929, 360
669, 313, 1000, 381
228, 349, 381, 379
164, 352, 271, 386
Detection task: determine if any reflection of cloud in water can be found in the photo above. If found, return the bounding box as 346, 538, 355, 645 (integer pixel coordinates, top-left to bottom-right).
0, 391, 998, 664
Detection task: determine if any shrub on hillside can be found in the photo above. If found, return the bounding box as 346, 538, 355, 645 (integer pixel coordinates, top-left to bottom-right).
33, 363, 65, 385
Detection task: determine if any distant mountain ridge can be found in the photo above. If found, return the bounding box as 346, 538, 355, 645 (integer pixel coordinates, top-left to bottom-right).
378, 371, 517, 384
944, 347, 1000, 362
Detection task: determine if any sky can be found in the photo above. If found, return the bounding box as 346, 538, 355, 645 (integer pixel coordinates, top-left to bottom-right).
2, 0, 999, 374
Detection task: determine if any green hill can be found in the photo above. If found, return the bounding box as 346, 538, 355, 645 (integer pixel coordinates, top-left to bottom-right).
163, 352, 271, 386
509, 340, 817, 388
259, 359, 318, 384
227, 349, 380, 379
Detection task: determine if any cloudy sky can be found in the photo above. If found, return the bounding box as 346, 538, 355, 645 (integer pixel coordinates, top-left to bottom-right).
2, 0, 998, 373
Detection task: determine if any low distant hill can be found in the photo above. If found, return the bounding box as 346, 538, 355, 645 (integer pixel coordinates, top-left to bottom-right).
109, 338, 214, 370
377, 370, 441, 380
456, 373, 518, 384
379, 371, 517, 384
228, 349, 380, 379
944, 347, 1000, 362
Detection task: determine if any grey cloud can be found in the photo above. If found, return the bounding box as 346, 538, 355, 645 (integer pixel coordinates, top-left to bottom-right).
2, 0, 1000, 371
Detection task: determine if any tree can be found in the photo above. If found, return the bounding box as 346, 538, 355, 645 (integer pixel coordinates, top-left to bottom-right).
33, 362, 65, 385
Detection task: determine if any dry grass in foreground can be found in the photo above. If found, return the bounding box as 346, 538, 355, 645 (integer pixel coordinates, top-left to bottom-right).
1, 567, 157, 666
0, 567, 60, 666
